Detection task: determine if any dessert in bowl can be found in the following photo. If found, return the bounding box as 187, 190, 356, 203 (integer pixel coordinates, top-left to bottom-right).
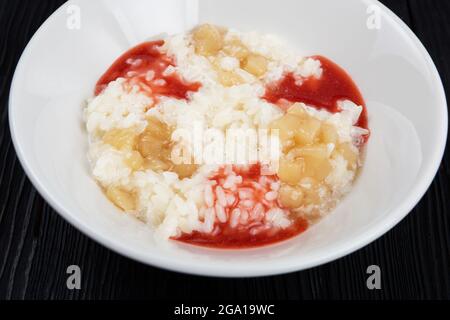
86, 24, 369, 248
9, 0, 447, 276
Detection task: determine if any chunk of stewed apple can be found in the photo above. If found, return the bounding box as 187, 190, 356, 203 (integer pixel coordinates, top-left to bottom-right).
222, 39, 249, 61
270, 112, 322, 150
144, 157, 171, 172
217, 69, 244, 87
272, 102, 362, 211
287, 145, 332, 181
278, 185, 304, 209
103, 128, 136, 150
137, 117, 173, 172
124, 150, 144, 171
172, 163, 198, 179
137, 118, 172, 159
293, 118, 321, 145
106, 186, 136, 211
270, 114, 302, 142
278, 158, 305, 185
286, 104, 339, 145
192, 24, 224, 56
288, 144, 329, 159
136, 117, 198, 178
286, 103, 308, 117
138, 132, 169, 159
337, 142, 359, 169
242, 53, 268, 77
146, 116, 172, 140
304, 157, 332, 181
320, 123, 338, 144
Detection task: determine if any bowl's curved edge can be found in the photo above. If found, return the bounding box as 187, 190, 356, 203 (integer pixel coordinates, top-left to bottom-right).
8, 0, 448, 277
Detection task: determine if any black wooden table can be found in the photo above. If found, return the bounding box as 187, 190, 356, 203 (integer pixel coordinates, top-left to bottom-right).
0, 0, 449, 300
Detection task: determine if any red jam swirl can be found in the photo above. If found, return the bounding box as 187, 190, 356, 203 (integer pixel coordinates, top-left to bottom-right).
176, 164, 308, 249
95, 41, 201, 100
264, 55, 368, 129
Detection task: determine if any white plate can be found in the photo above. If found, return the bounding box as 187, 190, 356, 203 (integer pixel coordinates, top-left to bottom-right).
9, 0, 447, 277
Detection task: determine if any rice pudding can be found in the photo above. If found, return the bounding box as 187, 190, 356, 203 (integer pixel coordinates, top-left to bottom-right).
85, 24, 369, 248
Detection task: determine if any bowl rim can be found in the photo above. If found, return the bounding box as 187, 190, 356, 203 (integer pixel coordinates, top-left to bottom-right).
8, 0, 448, 277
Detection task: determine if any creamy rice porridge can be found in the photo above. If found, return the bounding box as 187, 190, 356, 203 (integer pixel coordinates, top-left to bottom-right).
85, 24, 369, 248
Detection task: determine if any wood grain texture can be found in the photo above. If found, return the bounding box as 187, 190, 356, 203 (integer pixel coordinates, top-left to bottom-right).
0, 0, 448, 300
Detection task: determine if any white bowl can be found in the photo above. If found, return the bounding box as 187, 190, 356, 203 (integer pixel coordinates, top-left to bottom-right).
9, 0, 447, 277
